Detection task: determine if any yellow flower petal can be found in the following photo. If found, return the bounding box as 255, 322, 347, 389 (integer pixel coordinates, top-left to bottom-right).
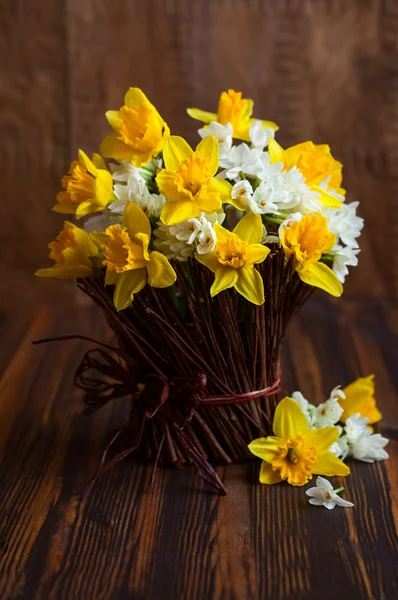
160, 199, 199, 225
163, 135, 193, 171
299, 262, 343, 297
122, 201, 151, 238
105, 269, 118, 286
196, 135, 219, 177
78, 149, 97, 176
340, 375, 380, 424
52, 203, 77, 215
245, 244, 270, 265
105, 110, 123, 131
312, 185, 343, 209
146, 251, 176, 288
268, 137, 287, 166
35, 265, 92, 279
233, 212, 262, 244
113, 268, 147, 311
195, 192, 222, 214
259, 461, 282, 485
249, 118, 279, 132
206, 177, 232, 203
248, 437, 283, 461
213, 223, 231, 244
210, 267, 238, 297
312, 451, 350, 477
91, 153, 108, 170
124, 87, 150, 109
100, 133, 133, 161
273, 397, 309, 440
186, 107, 217, 124
75, 200, 102, 219
235, 267, 264, 305
156, 170, 182, 203
302, 426, 339, 455
194, 252, 219, 273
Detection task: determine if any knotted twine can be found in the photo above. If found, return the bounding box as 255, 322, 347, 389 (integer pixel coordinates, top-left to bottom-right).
34, 336, 281, 497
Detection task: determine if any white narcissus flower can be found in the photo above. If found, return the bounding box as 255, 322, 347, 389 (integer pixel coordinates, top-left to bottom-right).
249, 121, 275, 151
198, 121, 233, 159
328, 385, 346, 402
279, 167, 323, 214
257, 151, 283, 180
110, 179, 166, 219
250, 180, 284, 215
313, 398, 344, 428
109, 160, 145, 184
345, 413, 369, 444
231, 180, 254, 208
154, 212, 225, 260
329, 434, 349, 461
324, 201, 364, 248
219, 143, 264, 180
291, 391, 315, 427
350, 429, 389, 463
306, 477, 354, 510
332, 245, 360, 283
153, 225, 195, 262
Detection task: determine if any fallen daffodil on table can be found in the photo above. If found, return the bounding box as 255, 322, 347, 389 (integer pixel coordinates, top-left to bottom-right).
305, 477, 354, 510
248, 397, 350, 485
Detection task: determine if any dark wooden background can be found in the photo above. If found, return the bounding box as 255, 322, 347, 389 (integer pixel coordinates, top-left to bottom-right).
1, 0, 398, 308
1, 2, 398, 599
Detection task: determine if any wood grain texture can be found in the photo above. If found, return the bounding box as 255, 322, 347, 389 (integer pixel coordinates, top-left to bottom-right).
0, 297, 397, 599
0, 0, 398, 308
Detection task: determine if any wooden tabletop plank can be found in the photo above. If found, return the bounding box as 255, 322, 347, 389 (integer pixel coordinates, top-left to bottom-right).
0, 298, 397, 600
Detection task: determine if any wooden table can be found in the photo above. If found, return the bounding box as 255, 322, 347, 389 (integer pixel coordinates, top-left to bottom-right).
0, 297, 397, 599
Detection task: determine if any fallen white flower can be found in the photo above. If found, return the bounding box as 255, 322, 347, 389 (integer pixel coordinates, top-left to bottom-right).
350, 429, 389, 463
306, 476, 354, 510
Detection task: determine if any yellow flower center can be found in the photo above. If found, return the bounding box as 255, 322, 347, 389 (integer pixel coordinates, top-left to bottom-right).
216, 234, 248, 269
175, 153, 212, 200
295, 147, 334, 186
217, 89, 248, 129
271, 437, 317, 486
49, 225, 76, 264
281, 214, 336, 271
60, 160, 94, 205
102, 225, 146, 273
118, 105, 163, 153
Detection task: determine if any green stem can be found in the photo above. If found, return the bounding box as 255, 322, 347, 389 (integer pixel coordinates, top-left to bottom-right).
333, 487, 345, 495
262, 215, 283, 225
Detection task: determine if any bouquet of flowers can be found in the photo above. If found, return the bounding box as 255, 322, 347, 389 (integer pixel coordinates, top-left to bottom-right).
35, 88, 364, 495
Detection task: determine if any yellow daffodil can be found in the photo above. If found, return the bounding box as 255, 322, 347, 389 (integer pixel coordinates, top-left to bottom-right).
156, 135, 233, 225
195, 212, 269, 305
268, 137, 344, 208
100, 201, 176, 311
280, 214, 343, 297
53, 150, 113, 219
339, 375, 381, 425
187, 89, 278, 141
35, 222, 98, 279
100, 88, 170, 167
249, 397, 350, 485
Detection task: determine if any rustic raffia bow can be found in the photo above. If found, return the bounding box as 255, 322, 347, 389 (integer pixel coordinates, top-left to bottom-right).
34, 335, 281, 497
